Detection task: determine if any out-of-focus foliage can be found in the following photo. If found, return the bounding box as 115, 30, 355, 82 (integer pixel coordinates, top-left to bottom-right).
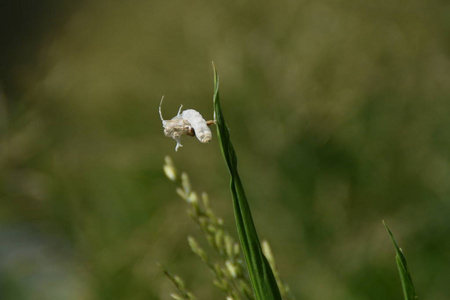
1, 0, 449, 299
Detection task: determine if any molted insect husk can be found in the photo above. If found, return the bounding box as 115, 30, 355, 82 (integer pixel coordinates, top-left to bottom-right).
181, 109, 212, 143
162, 118, 191, 140
159, 97, 213, 151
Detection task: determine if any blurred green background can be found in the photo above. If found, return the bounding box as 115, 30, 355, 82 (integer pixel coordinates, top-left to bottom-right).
1, 0, 450, 299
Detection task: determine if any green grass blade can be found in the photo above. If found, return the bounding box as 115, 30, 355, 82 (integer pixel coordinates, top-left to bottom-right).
212, 63, 282, 300
383, 221, 418, 300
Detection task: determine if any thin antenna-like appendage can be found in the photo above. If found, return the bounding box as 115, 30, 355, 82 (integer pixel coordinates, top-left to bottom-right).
159, 96, 165, 123
177, 104, 183, 116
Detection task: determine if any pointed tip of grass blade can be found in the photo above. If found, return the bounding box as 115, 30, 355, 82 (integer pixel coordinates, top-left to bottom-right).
383, 220, 418, 300
212, 63, 219, 109
212, 61, 218, 91
383, 220, 401, 253
383, 221, 409, 268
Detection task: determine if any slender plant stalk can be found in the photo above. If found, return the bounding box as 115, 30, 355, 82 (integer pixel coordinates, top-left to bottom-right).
158, 263, 198, 300
163, 156, 255, 300
213, 64, 282, 300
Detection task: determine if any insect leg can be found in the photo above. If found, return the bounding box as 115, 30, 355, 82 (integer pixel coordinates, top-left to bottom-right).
177, 104, 183, 116
159, 95, 165, 123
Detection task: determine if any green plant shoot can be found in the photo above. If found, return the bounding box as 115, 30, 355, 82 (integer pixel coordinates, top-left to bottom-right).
383, 221, 418, 300
212, 63, 282, 300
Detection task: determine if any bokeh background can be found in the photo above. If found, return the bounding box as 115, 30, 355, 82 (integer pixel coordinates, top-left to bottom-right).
1, 0, 450, 299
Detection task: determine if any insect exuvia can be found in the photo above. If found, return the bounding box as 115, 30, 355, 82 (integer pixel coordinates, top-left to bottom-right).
159, 96, 215, 151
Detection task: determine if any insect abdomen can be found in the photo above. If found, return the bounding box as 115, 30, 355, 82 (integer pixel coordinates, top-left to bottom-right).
181, 109, 212, 143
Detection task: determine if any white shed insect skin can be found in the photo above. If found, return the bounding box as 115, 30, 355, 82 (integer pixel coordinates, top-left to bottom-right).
159, 96, 213, 151
180, 109, 212, 143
